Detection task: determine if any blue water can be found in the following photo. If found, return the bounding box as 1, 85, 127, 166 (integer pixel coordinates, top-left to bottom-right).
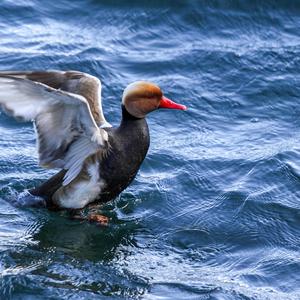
0, 1, 300, 299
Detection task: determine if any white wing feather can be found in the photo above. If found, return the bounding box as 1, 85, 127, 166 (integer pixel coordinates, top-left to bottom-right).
0, 76, 107, 185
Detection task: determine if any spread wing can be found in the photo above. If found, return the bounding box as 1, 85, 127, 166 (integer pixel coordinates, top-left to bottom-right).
0, 70, 111, 128
0, 75, 108, 186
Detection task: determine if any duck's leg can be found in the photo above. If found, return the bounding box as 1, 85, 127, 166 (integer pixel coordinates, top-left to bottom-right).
87, 214, 109, 225
68, 207, 109, 226
86, 203, 109, 225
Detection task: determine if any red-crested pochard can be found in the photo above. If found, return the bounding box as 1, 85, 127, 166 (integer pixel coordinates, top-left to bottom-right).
0, 71, 187, 214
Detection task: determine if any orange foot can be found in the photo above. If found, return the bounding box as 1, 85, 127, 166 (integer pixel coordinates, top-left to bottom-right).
88, 214, 109, 226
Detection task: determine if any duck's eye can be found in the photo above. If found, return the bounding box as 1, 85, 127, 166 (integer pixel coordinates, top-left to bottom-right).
144, 92, 155, 99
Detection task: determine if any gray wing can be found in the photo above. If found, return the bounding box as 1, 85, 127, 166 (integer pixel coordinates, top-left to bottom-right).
0, 75, 108, 186
0, 70, 111, 128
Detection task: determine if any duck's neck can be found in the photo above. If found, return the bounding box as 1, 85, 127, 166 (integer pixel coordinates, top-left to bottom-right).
118, 105, 150, 149
120, 105, 146, 127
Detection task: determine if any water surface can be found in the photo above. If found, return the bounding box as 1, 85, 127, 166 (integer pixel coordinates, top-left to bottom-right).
0, 1, 300, 299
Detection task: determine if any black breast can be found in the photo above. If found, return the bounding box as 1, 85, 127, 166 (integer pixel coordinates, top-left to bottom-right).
97, 106, 150, 202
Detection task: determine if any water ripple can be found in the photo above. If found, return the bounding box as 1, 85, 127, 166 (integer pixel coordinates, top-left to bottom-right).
1, 0, 300, 299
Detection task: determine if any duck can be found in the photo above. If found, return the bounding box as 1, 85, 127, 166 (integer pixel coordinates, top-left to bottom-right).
0, 70, 186, 214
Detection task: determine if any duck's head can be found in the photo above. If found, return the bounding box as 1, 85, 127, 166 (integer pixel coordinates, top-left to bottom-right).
122, 81, 187, 118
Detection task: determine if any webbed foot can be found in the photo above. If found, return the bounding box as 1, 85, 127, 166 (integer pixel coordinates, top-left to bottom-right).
88, 214, 109, 226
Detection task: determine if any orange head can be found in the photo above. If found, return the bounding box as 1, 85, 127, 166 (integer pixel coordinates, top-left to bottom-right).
122, 81, 187, 118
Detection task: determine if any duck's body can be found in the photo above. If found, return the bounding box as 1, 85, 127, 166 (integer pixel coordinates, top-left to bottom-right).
0, 70, 186, 210
31, 106, 150, 209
